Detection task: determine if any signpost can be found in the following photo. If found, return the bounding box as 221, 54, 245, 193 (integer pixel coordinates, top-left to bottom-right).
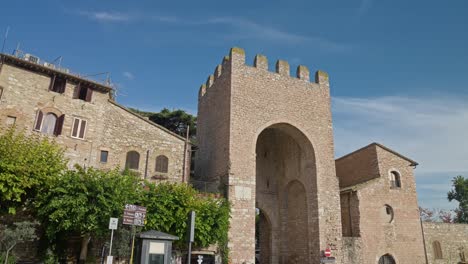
107, 217, 118, 264
187, 211, 196, 264
124, 204, 147, 264
123, 204, 147, 226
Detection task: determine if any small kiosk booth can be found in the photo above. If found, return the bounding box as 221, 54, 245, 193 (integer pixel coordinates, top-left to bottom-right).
134, 230, 179, 264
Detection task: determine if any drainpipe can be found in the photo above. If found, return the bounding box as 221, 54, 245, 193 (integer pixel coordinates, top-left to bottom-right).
182, 125, 190, 183
420, 218, 429, 264
144, 150, 149, 179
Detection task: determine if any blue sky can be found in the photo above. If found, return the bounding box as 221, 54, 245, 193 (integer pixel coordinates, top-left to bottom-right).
1, 0, 467, 210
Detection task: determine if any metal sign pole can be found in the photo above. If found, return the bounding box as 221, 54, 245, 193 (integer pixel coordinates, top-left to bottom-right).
187, 211, 196, 264
187, 240, 192, 264
129, 225, 136, 263
109, 229, 114, 256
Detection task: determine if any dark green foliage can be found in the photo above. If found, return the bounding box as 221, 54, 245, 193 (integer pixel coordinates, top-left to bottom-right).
0, 127, 66, 214
448, 175, 468, 223
129, 108, 196, 139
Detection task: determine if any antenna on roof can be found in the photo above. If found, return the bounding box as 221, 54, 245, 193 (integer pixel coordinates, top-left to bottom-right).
13, 42, 21, 56
51, 56, 63, 67
1, 26, 10, 54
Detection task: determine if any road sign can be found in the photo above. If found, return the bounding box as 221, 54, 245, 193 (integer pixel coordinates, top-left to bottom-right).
109, 218, 118, 230
324, 248, 332, 257
320, 257, 336, 264
123, 204, 147, 226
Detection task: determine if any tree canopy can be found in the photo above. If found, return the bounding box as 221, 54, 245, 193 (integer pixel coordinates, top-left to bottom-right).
448, 175, 468, 223
0, 128, 66, 214
129, 108, 196, 139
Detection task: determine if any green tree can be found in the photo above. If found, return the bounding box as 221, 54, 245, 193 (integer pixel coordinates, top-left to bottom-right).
0, 128, 66, 214
34, 166, 141, 263
0, 221, 38, 264
448, 175, 468, 223
140, 182, 230, 261
130, 108, 196, 139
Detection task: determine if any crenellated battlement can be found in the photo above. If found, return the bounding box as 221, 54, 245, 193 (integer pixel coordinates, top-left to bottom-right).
198, 47, 330, 99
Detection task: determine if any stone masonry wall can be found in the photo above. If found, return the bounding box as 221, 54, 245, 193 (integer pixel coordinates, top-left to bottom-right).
422, 222, 468, 264
196, 47, 343, 263
0, 62, 189, 183
356, 147, 426, 264
336, 144, 380, 188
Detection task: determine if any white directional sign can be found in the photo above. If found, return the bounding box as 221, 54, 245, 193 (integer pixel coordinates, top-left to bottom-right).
109, 217, 118, 230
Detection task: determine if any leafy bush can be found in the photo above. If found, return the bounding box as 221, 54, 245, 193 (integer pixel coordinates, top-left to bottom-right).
0, 127, 66, 214
140, 182, 230, 260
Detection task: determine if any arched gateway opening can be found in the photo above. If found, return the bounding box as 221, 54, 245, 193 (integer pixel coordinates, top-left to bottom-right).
255, 123, 319, 263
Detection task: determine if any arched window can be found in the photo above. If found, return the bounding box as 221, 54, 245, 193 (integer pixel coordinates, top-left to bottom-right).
383, 204, 394, 223
378, 254, 396, 264
155, 155, 169, 173
41, 113, 57, 135
34, 110, 64, 136
125, 151, 140, 170
433, 241, 443, 259
390, 171, 401, 188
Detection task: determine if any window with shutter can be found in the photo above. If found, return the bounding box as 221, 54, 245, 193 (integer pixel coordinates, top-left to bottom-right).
34, 111, 43, 131
40, 113, 57, 135
75, 84, 93, 102
125, 151, 140, 170
54, 115, 64, 136
49, 76, 66, 93
155, 155, 169, 173
71, 117, 87, 139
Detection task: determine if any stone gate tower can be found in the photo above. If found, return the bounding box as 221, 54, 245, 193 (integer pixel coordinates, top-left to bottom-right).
195, 47, 343, 264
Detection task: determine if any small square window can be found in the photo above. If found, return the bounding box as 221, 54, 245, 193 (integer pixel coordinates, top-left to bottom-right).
100, 150, 109, 163
6, 116, 16, 126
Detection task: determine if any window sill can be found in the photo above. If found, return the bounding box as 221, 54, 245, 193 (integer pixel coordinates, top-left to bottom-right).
70, 136, 86, 141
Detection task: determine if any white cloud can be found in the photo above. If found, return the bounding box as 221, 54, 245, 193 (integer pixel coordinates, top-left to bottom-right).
201, 17, 349, 51
333, 95, 468, 173
123, 71, 135, 80
77, 11, 132, 22
333, 94, 468, 209
75, 10, 348, 51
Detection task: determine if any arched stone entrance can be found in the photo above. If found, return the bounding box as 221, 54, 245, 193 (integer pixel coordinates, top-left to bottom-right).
378, 254, 396, 264
255, 123, 318, 263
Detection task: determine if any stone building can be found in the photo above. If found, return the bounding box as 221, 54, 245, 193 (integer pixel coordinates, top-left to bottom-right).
2, 46, 467, 264
337, 143, 425, 264
194, 47, 468, 264
0, 52, 191, 183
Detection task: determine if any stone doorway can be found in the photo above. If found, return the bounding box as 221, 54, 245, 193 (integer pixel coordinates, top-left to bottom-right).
378, 254, 396, 264
255, 123, 319, 263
